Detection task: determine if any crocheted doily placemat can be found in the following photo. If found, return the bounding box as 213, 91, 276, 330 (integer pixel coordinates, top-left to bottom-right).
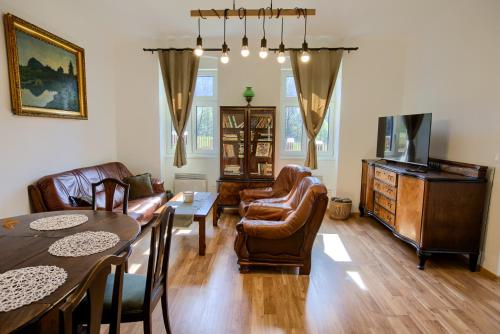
0, 266, 67, 312
30, 214, 88, 231
48, 231, 120, 257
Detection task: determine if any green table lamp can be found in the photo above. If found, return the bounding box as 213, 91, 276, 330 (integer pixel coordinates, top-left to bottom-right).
243, 87, 255, 105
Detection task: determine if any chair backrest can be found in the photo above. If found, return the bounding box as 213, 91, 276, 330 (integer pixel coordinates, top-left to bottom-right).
92, 178, 130, 214
286, 176, 323, 211
145, 206, 175, 313
272, 165, 312, 197
59, 249, 130, 334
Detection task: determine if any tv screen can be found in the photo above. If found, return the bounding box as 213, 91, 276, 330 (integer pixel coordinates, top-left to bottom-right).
376, 113, 432, 166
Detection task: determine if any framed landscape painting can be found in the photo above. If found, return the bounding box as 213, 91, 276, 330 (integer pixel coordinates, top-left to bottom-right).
4, 14, 87, 119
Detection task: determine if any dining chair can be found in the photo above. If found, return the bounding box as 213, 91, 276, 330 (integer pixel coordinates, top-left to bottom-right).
99, 205, 175, 334
59, 249, 130, 334
91, 178, 130, 214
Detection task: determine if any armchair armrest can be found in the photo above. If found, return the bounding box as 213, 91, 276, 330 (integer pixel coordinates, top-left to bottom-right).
28, 184, 47, 213
245, 204, 290, 221
241, 218, 292, 239
151, 177, 166, 194
239, 187, 274, 201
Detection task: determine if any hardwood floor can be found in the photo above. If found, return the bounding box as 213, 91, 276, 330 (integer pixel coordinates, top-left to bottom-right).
116, 212, 500, 334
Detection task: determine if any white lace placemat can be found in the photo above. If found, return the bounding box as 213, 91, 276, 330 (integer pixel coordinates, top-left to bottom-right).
0, 266, 67, 312
48, 231, 120, 257
30, 214, 88, 231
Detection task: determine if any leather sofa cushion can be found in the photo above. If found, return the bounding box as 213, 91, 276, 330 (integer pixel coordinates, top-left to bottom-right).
121, 192, 167, 226
123, 173, 154, 200
37, 162, 132, 211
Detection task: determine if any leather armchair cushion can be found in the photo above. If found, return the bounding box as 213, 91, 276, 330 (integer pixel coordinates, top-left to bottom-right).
245, 203, 291, 221
239, 187, 273, 202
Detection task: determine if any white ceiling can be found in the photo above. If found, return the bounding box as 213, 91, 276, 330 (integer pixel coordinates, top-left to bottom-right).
2, 0, 470, 44
83, 0, 456, 42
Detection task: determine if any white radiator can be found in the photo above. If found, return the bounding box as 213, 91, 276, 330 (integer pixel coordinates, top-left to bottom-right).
174, 173, 208, 193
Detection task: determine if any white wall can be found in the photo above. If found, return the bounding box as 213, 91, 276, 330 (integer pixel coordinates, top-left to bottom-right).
337, 3, 500, 274
0, 1, 118, 217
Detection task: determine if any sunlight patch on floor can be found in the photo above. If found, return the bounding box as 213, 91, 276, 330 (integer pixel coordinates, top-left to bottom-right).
128, 263, 142, 274
321, 233, 352, 262
175, 229, 192, 235
346, 271, 368, 291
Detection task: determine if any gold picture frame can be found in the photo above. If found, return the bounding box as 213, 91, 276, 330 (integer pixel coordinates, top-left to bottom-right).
3, 13, 87, 119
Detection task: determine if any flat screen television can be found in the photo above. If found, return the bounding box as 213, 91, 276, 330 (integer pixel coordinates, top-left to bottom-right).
376, 113, 432, 166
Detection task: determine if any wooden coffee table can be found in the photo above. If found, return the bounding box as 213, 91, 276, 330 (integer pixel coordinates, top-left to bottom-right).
154, 192, 219, 256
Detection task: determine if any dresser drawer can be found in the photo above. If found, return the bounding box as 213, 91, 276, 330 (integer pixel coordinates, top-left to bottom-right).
375, 192, 396, 214
374, 203, 396, 227
374, 167, 397, 186
374, 179, 397, 200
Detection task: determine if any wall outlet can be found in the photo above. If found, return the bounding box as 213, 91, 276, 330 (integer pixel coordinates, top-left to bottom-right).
495, 153, 500, 162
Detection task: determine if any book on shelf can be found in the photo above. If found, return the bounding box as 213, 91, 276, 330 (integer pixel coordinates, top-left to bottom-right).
223, 115, 244, 128
224, 164, 241, 175
255, 142, 272, 158
255, 163, 273, 176
223, 144, 236, 158
222, 133, 239, 141
251, 116, 273, 129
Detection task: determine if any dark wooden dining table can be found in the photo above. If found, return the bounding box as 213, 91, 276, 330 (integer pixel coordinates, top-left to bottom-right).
0, 210, 141, 334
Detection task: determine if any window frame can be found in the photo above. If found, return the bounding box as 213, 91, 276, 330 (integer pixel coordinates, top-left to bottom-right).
279, 68, 338, 160
165, 68, 219, 158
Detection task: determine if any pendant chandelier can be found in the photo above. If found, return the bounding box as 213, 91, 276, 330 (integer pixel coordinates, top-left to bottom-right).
193, 1, 315, 64
142, 2, 358, 58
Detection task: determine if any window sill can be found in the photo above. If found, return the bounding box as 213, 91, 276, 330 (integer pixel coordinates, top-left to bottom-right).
165, 153, 217, 159
279, 154, 337, 162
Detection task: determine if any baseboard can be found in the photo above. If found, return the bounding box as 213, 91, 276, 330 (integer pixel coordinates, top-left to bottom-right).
478, 266, 500, 281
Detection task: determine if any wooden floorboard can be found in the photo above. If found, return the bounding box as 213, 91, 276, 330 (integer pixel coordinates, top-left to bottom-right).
112, 212, 500, 334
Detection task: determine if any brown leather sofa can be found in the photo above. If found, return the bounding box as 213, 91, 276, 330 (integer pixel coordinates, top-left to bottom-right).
28, 162, 167, 227
234, 177, 328, 275
238, 164, 311, 216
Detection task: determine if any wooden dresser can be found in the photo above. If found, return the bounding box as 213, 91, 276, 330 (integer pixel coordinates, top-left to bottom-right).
360, 158, 488, 270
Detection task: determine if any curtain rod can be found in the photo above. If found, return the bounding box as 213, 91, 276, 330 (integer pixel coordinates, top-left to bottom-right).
143, 47, 358, 53
269, 47, 358, 52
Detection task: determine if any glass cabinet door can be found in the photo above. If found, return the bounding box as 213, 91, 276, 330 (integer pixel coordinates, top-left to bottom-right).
248, 108, 274, 178
221, 108, 246, 178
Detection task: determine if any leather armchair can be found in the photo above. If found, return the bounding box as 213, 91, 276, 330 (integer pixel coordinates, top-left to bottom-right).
234, 177, 328, 275
238, 165, 311, 216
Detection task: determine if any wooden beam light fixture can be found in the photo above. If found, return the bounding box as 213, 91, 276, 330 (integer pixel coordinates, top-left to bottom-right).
143, 1, 358, 62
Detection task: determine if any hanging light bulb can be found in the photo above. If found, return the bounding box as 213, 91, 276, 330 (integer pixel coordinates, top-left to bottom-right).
221, 43, 229, 64
277, 43, 286, 64
194, 18, 204, 57
301, 41, 310, 63
241, 36, 250, 57
220, 10, 229, 64
194, 36, 203, 57
240, 12, 250, 57
259, 11, 268, 59
259, 38, 268, 59
300, 10, 310, 63
276, 18, 286, 64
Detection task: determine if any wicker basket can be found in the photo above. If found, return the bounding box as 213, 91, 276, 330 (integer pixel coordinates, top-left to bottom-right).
328, 197, 352, 220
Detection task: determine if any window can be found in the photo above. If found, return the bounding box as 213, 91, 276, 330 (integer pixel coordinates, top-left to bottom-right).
166, 63, 218, 156
280, 68, 339, 159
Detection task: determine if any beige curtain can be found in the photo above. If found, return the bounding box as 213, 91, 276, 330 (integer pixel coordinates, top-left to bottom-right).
290, 50, 343, 169
159, 50, 200, 167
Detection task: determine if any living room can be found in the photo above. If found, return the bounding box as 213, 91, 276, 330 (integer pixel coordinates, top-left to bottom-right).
0, 0, 499, 333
